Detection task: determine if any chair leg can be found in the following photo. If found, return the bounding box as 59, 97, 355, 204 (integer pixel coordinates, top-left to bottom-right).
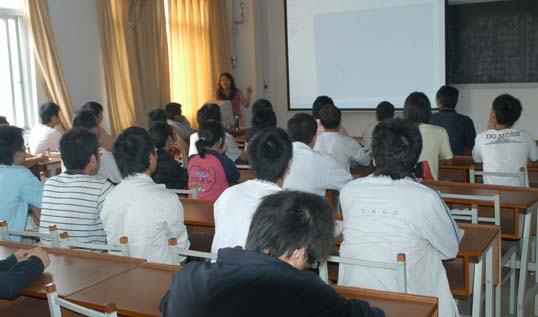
510, 252, 516, 314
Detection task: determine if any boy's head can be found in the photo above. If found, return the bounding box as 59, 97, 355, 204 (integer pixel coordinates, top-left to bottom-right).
147, 109, 168, 128
165, 103, 182, 121
245, 190, 335, 269
287, 113, 317, 146
491, 94, 522, 127
0, 116, 9, 126
372, 118, 422, 180
60, 128, 99, 173
251, 99, 276, 129
149, 122, 175, 150
376, 101, 395, 121
0, 126, 25, 165
113, 127, 156, 178
319, 104, 341, 130
403, 92, 431, 124
312, 95, 334, 119
81, 101, 104, 125
436, 85, 459, 109
248, 127, 292, 184
72, 110, 99, 135
39, 102, 61, 126
196, 103, 221, 126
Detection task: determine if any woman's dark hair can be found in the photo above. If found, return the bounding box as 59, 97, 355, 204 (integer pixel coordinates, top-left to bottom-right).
113, 127, 154, 178
196, 103, 222, 126
81, 101, 104, 117
147, 109, 168, 128
492, 94, 522, 127
39, 102, 60, 124
149, 122, 174, 149
248, 127, 292, 182
287, 113, 317, 145
376, 101, 395, 121
312, 95, 334, 119
72, 110, 98, 130
372, 118, 422, 180
403, 92, 432, 124
216, 72, 237, 92
60, 128, 98, 171
0, 126, 24, 165
245, 190, 335, 267
195, 121, 224, 158
164, 102, 182, 120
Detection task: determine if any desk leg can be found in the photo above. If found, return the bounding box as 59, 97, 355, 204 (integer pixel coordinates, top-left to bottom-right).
485, 245, 493, 317
535, 210, 538, 316
473, 256, 484, 317
517, 212, 532, 317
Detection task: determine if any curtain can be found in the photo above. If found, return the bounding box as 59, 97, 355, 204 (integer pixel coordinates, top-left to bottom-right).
25, 0, 74, 130
96, 0, 170, 133
168, 0, 232, 128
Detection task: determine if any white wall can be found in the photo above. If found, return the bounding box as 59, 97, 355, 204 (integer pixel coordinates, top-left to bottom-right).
232, 0, 538, 137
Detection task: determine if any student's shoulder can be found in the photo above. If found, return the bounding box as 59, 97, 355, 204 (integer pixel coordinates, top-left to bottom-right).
3, 164, 37, 179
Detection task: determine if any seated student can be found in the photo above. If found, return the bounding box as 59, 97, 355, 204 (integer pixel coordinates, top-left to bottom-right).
314, 104, 370, 170
312, 95, 349, 136
188, 122, 239, 200
72, 110, 122, 184
403, 92, 453, 180
81, 101, 114, 151
165, 102, 194, 141
0, 116, 8, 126
431, 85, 476, 155
162, 190, 384, 317
189, 103, 243, 162
338, 118, 460, 317
39, 128, 113, 244
101, 127, 189, 264
473, 94, 538, 186
0, 247, 50, 299
247, 98, 277, 141
147, 109, 189, 166
0, 126, 43, 241
361, 101, 395, 151
283, 113, 351, 196
211, 127, 291, 253
149, 122, 188, 189
28, 102, 63, 155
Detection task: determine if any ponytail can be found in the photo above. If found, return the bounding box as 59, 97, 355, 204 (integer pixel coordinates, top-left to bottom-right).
196, 121, 225, 159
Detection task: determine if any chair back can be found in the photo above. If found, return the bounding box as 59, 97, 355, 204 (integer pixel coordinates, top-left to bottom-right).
440, 191, 501, 225
58, 232, 130, 256
470, 166, 528, 187
0, 220, 60, 246
168, 238, 216, 264
46, 283, 118, 317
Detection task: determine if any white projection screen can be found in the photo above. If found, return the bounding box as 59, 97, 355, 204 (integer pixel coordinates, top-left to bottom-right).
285, 0, 446, 110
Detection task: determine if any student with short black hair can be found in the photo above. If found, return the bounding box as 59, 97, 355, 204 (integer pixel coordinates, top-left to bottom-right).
247, 98, 277, 141
149, 122, 188, 189
188, 103, 243, 161
315, 104, 370, 170
361, 101, 395, 151
39, 128, 113, 244
0, 126, 43, 240
403, 92, 452, 180
188, 121, 239, 200
147, 108, 188, 166
162, 190, 384, 317
28, 102, 62, 155
284, 113, 351, 196
101, 127, 190, 264
339, 118, 461, 317
211, 127, 291, 253
473, 94, 538, 186
312, 95, 349, 136
165, 102, 194, 141
431, 85, 476, 155
81, 101, 114, 151
71, 110, 122, 184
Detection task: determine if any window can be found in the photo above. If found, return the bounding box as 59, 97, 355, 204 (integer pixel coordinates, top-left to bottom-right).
0, 3, 37, 130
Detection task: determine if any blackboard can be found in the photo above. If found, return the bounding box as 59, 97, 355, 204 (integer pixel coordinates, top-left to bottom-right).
446, 0, 538, 83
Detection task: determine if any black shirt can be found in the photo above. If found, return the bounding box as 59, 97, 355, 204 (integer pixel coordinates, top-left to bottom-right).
431, 108, 476, 155
160, 248, 384, 317
0, 255, 45, 300
152, 148, 188, 189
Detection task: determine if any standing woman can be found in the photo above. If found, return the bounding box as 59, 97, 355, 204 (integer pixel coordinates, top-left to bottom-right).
215, 72, 253, 127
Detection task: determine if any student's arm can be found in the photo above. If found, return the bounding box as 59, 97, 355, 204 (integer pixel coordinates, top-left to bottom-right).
20, 170, 43, 210
327, 158, 353, 191
239, 86, 253, 107
463, 116, 477, 149
49, 130, 63, 152
0, 255, 45, 300
97, 181, 114, 214
350, 140, 371, 166
99, 149, 122, 184
339, 125, 350, 137
0, 255, 17, 272
472, 136, 483, 163
422, 193, 461, 259
216, 153, 240, 183
164, 196, 190, 251
525, 131, 538, 162
439, 129, 453, 160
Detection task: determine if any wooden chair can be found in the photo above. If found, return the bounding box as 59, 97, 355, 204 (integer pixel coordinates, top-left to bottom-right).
0, 220, 60, 247
58, 232, 130, 256
46, 283, 118, 317
168, 237, 216, 264
171, 187, 199, 199
318, 253, 407, 293
470, 166, 528, 187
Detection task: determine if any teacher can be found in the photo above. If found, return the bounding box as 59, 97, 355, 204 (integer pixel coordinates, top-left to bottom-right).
215, 72, 252, 127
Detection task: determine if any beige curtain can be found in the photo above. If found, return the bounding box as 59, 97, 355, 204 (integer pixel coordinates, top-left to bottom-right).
96, 0, 170, 133
25, 0, 74, 130
168, 0, 232, 128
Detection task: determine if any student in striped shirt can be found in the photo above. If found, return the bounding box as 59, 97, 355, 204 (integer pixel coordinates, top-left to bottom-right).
39, 128, 113, 244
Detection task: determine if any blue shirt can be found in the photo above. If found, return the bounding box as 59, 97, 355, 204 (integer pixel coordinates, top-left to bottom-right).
0, 165, 43, 241
431, 108, 476, 155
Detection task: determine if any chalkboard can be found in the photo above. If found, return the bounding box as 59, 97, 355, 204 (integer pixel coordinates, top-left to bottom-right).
446, 0, 538, 83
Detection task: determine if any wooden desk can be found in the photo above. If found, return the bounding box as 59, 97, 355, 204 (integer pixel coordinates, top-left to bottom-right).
30, 154, 62, 178
333, 285, 438, 317
0, 241, 143, 298
181, 198, 214, 228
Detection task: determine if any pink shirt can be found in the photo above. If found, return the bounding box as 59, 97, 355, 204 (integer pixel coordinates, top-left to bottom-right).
188, 153, 229, 201
316, 119, 349, 136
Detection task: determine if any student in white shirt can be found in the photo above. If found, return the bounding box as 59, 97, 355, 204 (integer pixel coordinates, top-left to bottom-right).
72, 110, 122, 184
189, 103, 243, 162
283, 113, 351, 196
361, 101, 395, 151
312, 95, 349, 136
403, 92, 453, 180
338, 118, 461, 317
314, 104, 370, 170
39, 128, 113, 244
100, 127, 189, 264
28, 102, 63, 155
211, 127, 292, 253
473, 94, 538, 186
